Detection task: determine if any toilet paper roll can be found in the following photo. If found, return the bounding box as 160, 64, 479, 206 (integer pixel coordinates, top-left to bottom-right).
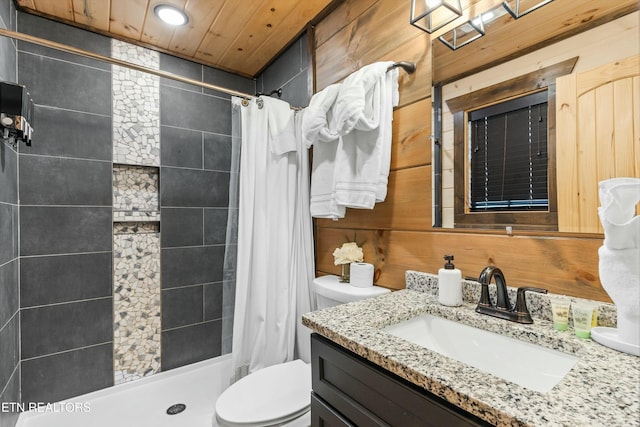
350, 262, 374, 288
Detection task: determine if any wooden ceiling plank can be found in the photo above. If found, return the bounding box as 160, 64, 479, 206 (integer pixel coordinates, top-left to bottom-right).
167, 0, 227, 58
218, 0, 299, 73
15, 0, 36, 10
192, 0, 266, 66
33, 0, 74, 21
242, 0, 334, 76
71, 0, 110, 32
109, 0, 150, 41
140, 0, 186, 49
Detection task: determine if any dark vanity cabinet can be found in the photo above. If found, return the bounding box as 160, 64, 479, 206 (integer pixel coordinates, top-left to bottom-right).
310, 333, 488, 427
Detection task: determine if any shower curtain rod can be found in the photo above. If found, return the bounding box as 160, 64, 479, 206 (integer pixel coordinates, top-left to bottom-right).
0, 28, 417, 101
0, 28, 257, 100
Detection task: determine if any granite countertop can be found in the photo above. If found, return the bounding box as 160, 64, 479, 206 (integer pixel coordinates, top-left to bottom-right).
302, 272, 640, 426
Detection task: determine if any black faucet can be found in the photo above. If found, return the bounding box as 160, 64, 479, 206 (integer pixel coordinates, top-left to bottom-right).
476, 266, 547, 324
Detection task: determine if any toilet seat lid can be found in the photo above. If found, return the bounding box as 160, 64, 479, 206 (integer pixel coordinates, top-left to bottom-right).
216, 359, 311, 426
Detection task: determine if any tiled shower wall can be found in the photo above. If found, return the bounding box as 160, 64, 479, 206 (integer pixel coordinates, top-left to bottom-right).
11, 10, 254, 404
0, 1, 19, 426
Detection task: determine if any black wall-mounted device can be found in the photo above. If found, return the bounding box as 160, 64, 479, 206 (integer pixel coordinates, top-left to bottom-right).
1, 81, 34, 146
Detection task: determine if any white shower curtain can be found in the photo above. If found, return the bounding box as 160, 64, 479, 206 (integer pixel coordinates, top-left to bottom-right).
230, 96, 315, 380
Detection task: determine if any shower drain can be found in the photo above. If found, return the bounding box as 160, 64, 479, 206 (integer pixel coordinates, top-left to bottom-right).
166, 403, 186, 415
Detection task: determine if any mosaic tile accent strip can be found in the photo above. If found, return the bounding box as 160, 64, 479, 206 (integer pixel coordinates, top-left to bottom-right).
113, 222, 161, 384
112, 39, 160, 166
113, 165, 159, 216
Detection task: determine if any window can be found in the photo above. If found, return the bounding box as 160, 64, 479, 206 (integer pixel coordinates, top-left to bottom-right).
468, 90, 548, 212
446, 58, 577, 231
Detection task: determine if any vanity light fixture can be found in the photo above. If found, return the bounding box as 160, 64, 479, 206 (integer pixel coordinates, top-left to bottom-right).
438, 5, 508, 50
438, 19, 484, 50
502, 0, 554, 19
410, 0, 462, 34
154, 4, 189, 26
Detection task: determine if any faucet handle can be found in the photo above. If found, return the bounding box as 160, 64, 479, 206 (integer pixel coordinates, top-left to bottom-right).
513, 287, 548, 324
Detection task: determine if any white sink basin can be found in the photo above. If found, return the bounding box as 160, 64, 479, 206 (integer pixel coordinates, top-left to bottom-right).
383, 314, 579, 393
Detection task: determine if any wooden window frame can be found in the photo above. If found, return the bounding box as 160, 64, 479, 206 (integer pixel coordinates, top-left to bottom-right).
446, 58, 578, 231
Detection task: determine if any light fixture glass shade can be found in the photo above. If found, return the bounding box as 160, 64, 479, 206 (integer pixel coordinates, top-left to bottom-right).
410, 0, 463, 34
154, 4, 189, 26
438, 20, 484, 50
502, 0, 554, 19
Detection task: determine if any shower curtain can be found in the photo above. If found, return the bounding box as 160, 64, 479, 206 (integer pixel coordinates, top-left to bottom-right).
228, 96, 315, 381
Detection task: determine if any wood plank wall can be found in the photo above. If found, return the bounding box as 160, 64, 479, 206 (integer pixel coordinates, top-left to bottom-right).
312, 0, 625, 302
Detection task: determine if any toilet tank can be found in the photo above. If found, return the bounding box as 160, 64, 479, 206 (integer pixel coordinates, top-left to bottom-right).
313, 275, 390, 309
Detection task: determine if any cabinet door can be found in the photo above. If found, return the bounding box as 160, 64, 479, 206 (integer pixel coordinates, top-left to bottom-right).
556, 54, 640, 232
311, 334, 486, 427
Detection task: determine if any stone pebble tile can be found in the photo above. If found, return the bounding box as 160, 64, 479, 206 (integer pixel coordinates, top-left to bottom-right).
303, 272, 639, 426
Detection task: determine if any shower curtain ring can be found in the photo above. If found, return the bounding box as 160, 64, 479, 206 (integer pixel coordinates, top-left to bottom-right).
241, 98, 250, 107
256, 98, 264, 109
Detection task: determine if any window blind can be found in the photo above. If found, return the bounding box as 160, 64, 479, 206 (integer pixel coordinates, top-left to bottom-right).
468, 91, 548, 211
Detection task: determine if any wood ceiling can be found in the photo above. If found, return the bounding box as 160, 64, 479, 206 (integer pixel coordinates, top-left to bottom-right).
15, 0, 336, 77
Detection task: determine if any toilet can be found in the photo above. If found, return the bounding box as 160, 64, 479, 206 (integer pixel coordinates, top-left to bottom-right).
214, 274, 390, 427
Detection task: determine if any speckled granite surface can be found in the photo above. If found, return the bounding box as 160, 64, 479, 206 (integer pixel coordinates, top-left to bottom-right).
302, 272, 640, 426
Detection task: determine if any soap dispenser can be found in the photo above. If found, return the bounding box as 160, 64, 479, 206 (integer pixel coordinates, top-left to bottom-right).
438, 255, 463, 306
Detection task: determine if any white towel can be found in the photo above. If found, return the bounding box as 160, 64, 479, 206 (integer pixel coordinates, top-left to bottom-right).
598, 246, 640, 345
597, 177, 640, 346
301, 84, 346, 219
598, 178, 640, 250
261, 96, 297, 155
332, 61, 399, 209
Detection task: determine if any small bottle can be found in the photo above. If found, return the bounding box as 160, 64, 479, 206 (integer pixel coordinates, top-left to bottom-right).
438, 255, 463, 306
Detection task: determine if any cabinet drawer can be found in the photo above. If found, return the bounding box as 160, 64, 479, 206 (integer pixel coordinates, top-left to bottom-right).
311, 333, 486, 427
311, 393, 355, 427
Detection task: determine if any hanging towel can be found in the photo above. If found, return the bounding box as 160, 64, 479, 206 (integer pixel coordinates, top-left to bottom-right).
332, 61, 399, 209
301, 83, 346, 219
262, 96, 297, 155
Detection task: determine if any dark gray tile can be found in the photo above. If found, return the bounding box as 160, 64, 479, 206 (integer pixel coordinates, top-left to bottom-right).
281, 70, 311, 108
202, 66, 255, 99
0, 363, 19, 427
204, 282, 223, 321
0, 143, 17, 204
0, 203, 14, 266
161, 126, 202, 169
0, 313, 19, 392
21, 343, 113, 404
21, 298, 112, 359
17, 12, 111, 70
161, 245, 225, 289
0, 259, 18, 329
0, 0, 11, 30
19, 156, 112, 206
24, 106, 112, 160
11, 205, 17, 259
161, 167, 229, 207
203, 133, 232, 171
260, 36, 303, 93
18, 52, 111, 115
20, 206, 112, 256
20, 253, 112, 308
159, 53, 202, 92
162, 285, 203, 330
0, 30, 16, 83
160, 85, 231, 134
299, 33, 309, 72
203, 208, 227, 245
161, 208, 203, 248
161, 320, 221, 371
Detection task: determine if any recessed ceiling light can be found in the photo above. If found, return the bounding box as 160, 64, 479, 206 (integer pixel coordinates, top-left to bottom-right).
154, 4, 189, 26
